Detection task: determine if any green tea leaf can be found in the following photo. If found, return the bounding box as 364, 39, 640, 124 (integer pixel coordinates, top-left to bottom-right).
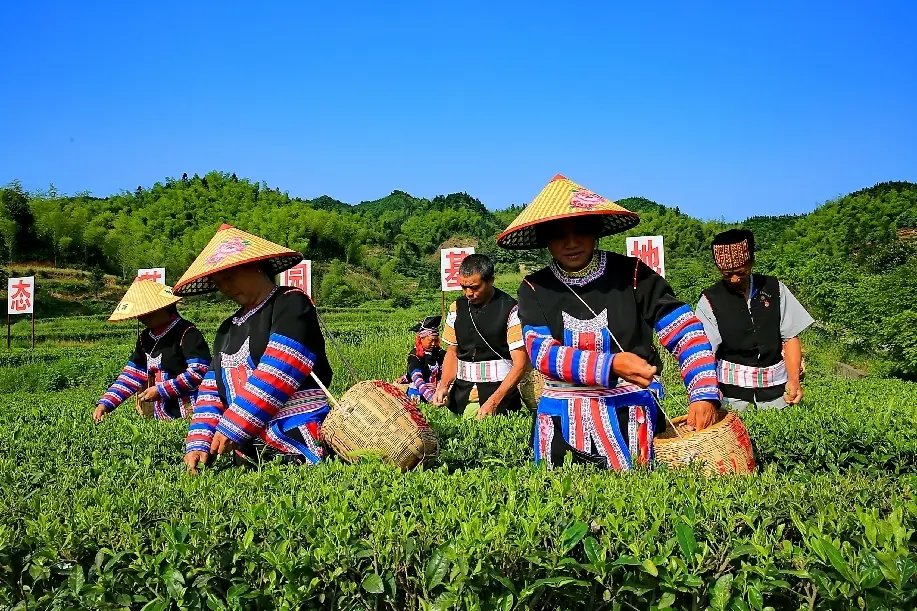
426, 549, 450, 590
675, 523, 697, 561
163, 567, 185, 600
362, 572, 385, 594
822, 540, 855, 583
748, 584, 764, 610
583, 536, 601, 566
68, 565, 85, 595
658, 591, 676, 609
642, 559, 658, 577
711, 574, 733, 611
562, 521, 589, 551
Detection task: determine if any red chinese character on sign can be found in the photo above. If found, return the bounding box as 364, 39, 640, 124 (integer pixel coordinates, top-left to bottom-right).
444, 251, 469, 289
138, 270, 163, 283
10, 280, 31, 312
630, 239, 661, 274
285, 266, 305, 289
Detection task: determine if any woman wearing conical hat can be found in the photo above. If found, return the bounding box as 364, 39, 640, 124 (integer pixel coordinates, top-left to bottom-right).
174, 224, 333, 473
497, 175, 722, 470
403, 316, 445, 404
93, 279, 211, 423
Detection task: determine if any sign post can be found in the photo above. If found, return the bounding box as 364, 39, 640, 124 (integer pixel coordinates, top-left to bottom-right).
277, 261, 313, 298
7, 276, 35, 349
626, 235, 666, 278
137, 268, 167, 284
440, 247, 475, 320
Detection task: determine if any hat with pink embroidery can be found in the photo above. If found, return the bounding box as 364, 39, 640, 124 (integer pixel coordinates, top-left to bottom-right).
173, 223, 303, 296
496, 174, 639, 249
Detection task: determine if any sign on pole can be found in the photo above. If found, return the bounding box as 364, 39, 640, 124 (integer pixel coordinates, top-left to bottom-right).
626, 236, 666, 278
7, 276, 35, 349
278, 261, 312, 297
440, 247, 475, 291
8, 276, 34, 314
137, 268, 167, 284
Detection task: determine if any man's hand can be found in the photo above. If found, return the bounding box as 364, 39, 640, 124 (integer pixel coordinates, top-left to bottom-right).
184, 451, 209, 475
137, 386, 160, 402
432, 386, 448, 407
209, 432, 236, 456
784, 381, 803, 405
477, 398, 498, 420
612, 352, 658, 388
92, 404, 108, 423
687, 400, 718, 431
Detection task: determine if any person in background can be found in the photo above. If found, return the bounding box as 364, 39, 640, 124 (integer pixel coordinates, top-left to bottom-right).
404, 316, 445, 404
174, 224, 333, 473
497, 174, 721, 470
696, 229, 815, 411
94, 279, 210, 423
433, 254, 528, 419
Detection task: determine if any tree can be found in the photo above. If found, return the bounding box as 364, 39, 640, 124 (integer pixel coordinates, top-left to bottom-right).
89, 267, 106, 298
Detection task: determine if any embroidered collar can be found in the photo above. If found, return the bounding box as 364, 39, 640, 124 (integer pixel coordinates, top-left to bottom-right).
150, 315, 181, 340
550, 250, 606, 287
232, 286, 279, 326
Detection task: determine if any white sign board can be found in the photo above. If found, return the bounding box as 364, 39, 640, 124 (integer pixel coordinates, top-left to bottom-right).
137, 268, 167, 285
278, 261, 312, 296
8, 276, 35, 314
440, 247, 475, 291
626, 235, 666, 277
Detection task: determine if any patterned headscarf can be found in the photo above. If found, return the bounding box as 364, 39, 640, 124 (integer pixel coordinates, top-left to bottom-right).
411, 316, 441, 357
712, 229, 755, 270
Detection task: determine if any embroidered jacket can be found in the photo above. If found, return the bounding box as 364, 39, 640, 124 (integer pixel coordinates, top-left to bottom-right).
184, 287, 332, 462
98, 316, 211, 420
517, 250, 720, 404
406, 348, 445, 402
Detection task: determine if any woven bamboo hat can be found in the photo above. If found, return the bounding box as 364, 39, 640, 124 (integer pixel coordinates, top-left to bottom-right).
497, 174, 639, 249
109, 279, 181, 322
173, 224, 303, 296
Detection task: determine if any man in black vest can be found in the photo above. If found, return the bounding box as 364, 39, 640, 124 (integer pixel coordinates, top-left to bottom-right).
433, 254, 528, 418
696, 229, 814, 411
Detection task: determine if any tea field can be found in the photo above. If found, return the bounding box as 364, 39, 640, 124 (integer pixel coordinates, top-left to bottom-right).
1, 307, 916, 610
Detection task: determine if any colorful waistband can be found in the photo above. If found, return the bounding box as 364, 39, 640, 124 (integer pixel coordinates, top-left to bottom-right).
457, 359, 512, 383
716, 359, 787, 388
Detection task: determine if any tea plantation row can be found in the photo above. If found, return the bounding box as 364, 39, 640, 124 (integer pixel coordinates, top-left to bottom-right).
2, 374, 917, 609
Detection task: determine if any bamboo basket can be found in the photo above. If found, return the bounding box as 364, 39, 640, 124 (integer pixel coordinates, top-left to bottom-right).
653, 409, 755, 475
134, 379, 155, 419
518, 366, 544, 411
321, 380, 439, 470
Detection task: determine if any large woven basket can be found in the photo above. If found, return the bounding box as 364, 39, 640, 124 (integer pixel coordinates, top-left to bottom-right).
518, 367, 544, 411
653, 409, 755, 475
321, 380, 439, 470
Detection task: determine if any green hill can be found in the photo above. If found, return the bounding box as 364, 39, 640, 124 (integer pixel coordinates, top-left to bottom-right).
2, 174, 915, 375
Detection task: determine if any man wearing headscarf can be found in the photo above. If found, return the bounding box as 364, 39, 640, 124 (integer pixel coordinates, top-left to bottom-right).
696, 229, 815, 411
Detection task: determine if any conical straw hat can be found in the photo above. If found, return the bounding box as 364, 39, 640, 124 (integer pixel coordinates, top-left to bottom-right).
496, 174, 639, 250
109, 279, 181, 322
173, 224, 303, 296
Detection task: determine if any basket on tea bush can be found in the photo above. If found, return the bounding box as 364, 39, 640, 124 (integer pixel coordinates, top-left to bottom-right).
518, 366, 544, 411
321, 380, 439, 470
654, 409, 755, 475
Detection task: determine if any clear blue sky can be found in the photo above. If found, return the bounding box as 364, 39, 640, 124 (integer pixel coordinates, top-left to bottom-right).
1, 0, 915, 221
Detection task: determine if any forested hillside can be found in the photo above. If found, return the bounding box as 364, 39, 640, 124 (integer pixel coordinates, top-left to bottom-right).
1, 173, 914, 375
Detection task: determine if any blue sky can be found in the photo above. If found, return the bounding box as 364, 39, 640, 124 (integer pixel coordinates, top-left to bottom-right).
1, 0, 914, 220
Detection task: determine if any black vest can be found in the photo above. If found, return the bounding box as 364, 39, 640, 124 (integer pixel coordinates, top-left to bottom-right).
453, 288, 516, 362
702, 274, 783, 401
448, 288, 521, 415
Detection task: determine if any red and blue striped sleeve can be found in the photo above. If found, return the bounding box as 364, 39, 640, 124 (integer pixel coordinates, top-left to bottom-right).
655, 304, 721, 403
98, 360, 147, 412
157, 326, 212, 399
215, 332, 316, 443
523, 324, 615, 386
184, 369, 224, 453
517, 279, 615, 387
409, 369, 436, 402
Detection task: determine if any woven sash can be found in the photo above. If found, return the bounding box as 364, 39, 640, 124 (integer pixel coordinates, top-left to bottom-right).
275, 388, 328, 420
716, 359, 787, 388
542, 378, 642, 400
457, 358, 512, 383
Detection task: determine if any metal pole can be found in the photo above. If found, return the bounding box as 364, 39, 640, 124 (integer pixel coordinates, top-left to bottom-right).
31, 312, 34, 349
